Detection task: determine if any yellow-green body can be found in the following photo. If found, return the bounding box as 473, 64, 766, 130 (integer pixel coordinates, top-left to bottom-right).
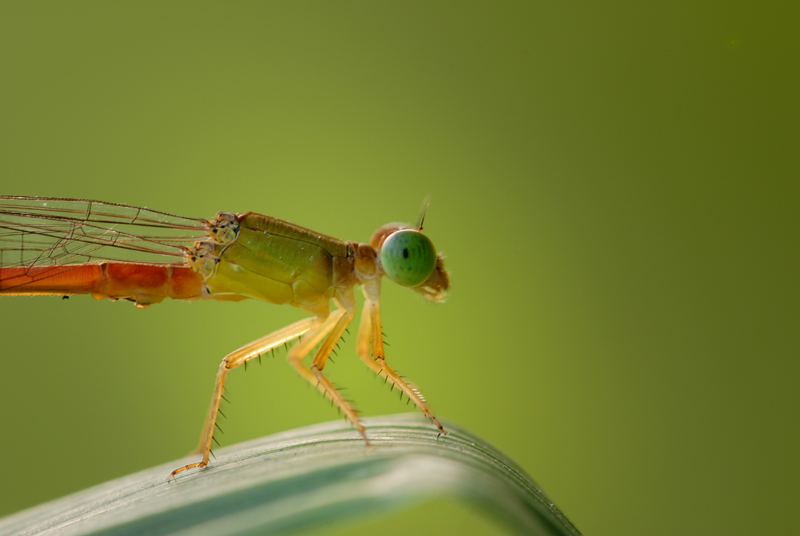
204, 213, 354, 316
167, 208, 449, 478
0, 196, 450, 481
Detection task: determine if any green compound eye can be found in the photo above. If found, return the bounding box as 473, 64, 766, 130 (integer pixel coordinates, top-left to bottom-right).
380, 229, 437, 287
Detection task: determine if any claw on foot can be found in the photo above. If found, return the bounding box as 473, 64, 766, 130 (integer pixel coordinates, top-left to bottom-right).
167, 461, 207, 482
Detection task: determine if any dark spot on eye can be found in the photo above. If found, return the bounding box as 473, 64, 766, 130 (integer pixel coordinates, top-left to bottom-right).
402, 247, 409, 259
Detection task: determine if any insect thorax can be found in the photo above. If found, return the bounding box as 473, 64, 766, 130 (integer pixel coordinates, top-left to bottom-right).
186, 212, 240, 278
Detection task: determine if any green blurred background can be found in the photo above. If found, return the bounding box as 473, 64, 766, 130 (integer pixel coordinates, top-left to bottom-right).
1, 2, 797, 535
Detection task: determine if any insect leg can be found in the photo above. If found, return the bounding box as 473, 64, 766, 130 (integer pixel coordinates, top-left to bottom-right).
288, 296, 364, 440
168, 316, 321, 481
356, 289, 446, 435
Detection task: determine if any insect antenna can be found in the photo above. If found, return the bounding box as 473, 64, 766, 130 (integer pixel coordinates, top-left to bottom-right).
415, 196, 431, 231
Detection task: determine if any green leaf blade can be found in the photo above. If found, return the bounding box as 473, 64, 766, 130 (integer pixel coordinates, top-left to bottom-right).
0, 415, 580, 536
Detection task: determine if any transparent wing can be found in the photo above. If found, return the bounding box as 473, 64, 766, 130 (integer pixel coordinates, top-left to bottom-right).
0, 196, 209, 275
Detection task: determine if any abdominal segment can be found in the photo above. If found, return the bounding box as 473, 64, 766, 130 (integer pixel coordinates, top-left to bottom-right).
0, 263, 205, 306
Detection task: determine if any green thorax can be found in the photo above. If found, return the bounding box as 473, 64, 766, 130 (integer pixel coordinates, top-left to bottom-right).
204, 213, 351, 311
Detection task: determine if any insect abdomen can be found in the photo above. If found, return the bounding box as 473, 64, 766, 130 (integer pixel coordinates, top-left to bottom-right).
0, 263, 205, 306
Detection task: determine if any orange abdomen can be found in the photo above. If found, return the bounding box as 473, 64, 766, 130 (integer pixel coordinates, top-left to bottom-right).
0, 263, 205, 306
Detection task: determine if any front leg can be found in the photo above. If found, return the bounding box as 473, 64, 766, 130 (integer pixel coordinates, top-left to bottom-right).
356, 281, 446, 435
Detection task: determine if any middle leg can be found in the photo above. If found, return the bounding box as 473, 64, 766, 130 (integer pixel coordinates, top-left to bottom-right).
287, 287, 362, 438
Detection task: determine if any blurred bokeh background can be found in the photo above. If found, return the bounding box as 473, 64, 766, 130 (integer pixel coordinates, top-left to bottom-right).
0, 2, 797, 535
